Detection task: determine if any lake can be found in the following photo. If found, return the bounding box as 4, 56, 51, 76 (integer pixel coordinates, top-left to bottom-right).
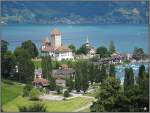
1, 24, 149, 53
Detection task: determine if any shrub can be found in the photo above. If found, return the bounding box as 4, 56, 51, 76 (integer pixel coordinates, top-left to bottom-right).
29, 88, 40, 100
64, 90, 70, 97
19, 103, 47, 112
22, 84, 33, 97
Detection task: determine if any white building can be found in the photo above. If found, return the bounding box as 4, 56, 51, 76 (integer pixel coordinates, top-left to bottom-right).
40, 28, 74, 61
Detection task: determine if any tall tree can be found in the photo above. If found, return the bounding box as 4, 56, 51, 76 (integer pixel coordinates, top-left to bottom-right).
21, 40, 38, 58
109, 64, 116, 78
68, 44, 76, 53
124, 68, 134, 91
41, 56, 52, 80
88, 63, 96, 84
109, 40, 116, 55
90, 77, 121, 112
96, 46, 109, 58
76, 44, 89, 55
14, 47, 35, 83
100, 65, 108, 83
132, 48, 145, 60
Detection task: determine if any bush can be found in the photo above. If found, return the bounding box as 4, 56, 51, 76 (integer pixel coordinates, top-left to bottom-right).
19, 103, 47, 112
29, 88, 40, 100
64, 90, 70, 97
22, 84, 33, 97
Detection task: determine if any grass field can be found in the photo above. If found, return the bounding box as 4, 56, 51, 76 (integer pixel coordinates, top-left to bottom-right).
2, 96, 93, 112
1, 80, 24, 105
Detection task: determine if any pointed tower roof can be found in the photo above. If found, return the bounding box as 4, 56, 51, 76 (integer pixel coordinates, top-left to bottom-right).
51, 28, 61, 36
86, 35, 89, 44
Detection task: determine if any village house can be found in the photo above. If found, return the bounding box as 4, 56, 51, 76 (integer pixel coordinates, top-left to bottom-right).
40, 28, 74, 61
33, 68, 49, 87
52, 64, 75, 87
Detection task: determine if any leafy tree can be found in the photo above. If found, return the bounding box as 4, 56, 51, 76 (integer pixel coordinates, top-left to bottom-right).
90, 77, 121, 112
132, 48, 145, 60
21, 40, 38, 58
100, 65, 108, 83
17, 57, 35, 83
1, 51, 16, 78
96, 46, 109, 58
66, 78, 74, 92
22, 84, 33, 97
14, 46, 30, 59
41, 56, 52, 80
48, 77, 56, 91
109, 40, 116, 55
19, 103, 47, 112
29, 88, 41, 100
1, 40, 8, 54
88, 63, 96, 84
76, 44, 89, 55
109, 64, 116, 77
138, 65, 145, 85
124, 68, 134, 91
64, 90, 70, 97
68, 44, 76, 53
74, 69, 81, 92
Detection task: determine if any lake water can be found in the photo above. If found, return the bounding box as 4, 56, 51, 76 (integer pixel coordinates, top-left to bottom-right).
1, 24, 149, 53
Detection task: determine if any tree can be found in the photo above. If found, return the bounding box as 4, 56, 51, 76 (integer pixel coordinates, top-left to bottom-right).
88, 63, 96, 84
22, 84, 33, 97
64, 90, 70, 97
66, 78, 74, 92
19, 103, 47, 112
76, 44, 89, 55
74, 69, 81, 92
1, 51, 16, 78
109, 64, 116, 78
29, 88, 41, 100
14, 47, 35, 83
48, 77, 56, 91
14, 47, 30, 59
21, 40, 38, 58
41, 56, 52, 80
90, 77, 121, 112
124, 68, 134, 91
96, 46, 109, 58
68, 44, 76, 53
138, 65, 145, 85
1, 40, 8, 54
100, 65, 108, 83
109, 41, 116, 55
132, 48, 145, 60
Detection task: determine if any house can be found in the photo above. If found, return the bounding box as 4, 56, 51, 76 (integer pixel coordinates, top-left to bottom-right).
33, 68, 49, 87
40, 28, 74, 61
75, 36, 96, 60
52, 64, 75, 87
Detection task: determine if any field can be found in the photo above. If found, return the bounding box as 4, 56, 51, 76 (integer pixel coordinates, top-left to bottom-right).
2, 96, 93, 112
1, 79, 93, 112
1, 80, 24, 105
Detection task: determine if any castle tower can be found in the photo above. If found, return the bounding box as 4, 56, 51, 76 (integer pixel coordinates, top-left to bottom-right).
51, 28, 61, 48
86, 35, 89, 44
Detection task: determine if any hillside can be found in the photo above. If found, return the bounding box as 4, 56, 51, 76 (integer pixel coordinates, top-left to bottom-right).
1, 1, 149, 25
1, 79, 24, 105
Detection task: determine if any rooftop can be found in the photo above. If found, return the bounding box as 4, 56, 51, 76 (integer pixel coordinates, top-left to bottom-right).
51, 28, 61, 36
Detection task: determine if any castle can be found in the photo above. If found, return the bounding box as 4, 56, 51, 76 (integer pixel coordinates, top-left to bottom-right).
40, 28, 74, 61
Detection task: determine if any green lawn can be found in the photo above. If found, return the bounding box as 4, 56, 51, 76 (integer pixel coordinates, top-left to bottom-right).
1, 80, 24, 105
2, 96, 93, 112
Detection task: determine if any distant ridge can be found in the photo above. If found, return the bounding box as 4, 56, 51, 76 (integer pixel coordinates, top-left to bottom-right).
1, 1, 149, 25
